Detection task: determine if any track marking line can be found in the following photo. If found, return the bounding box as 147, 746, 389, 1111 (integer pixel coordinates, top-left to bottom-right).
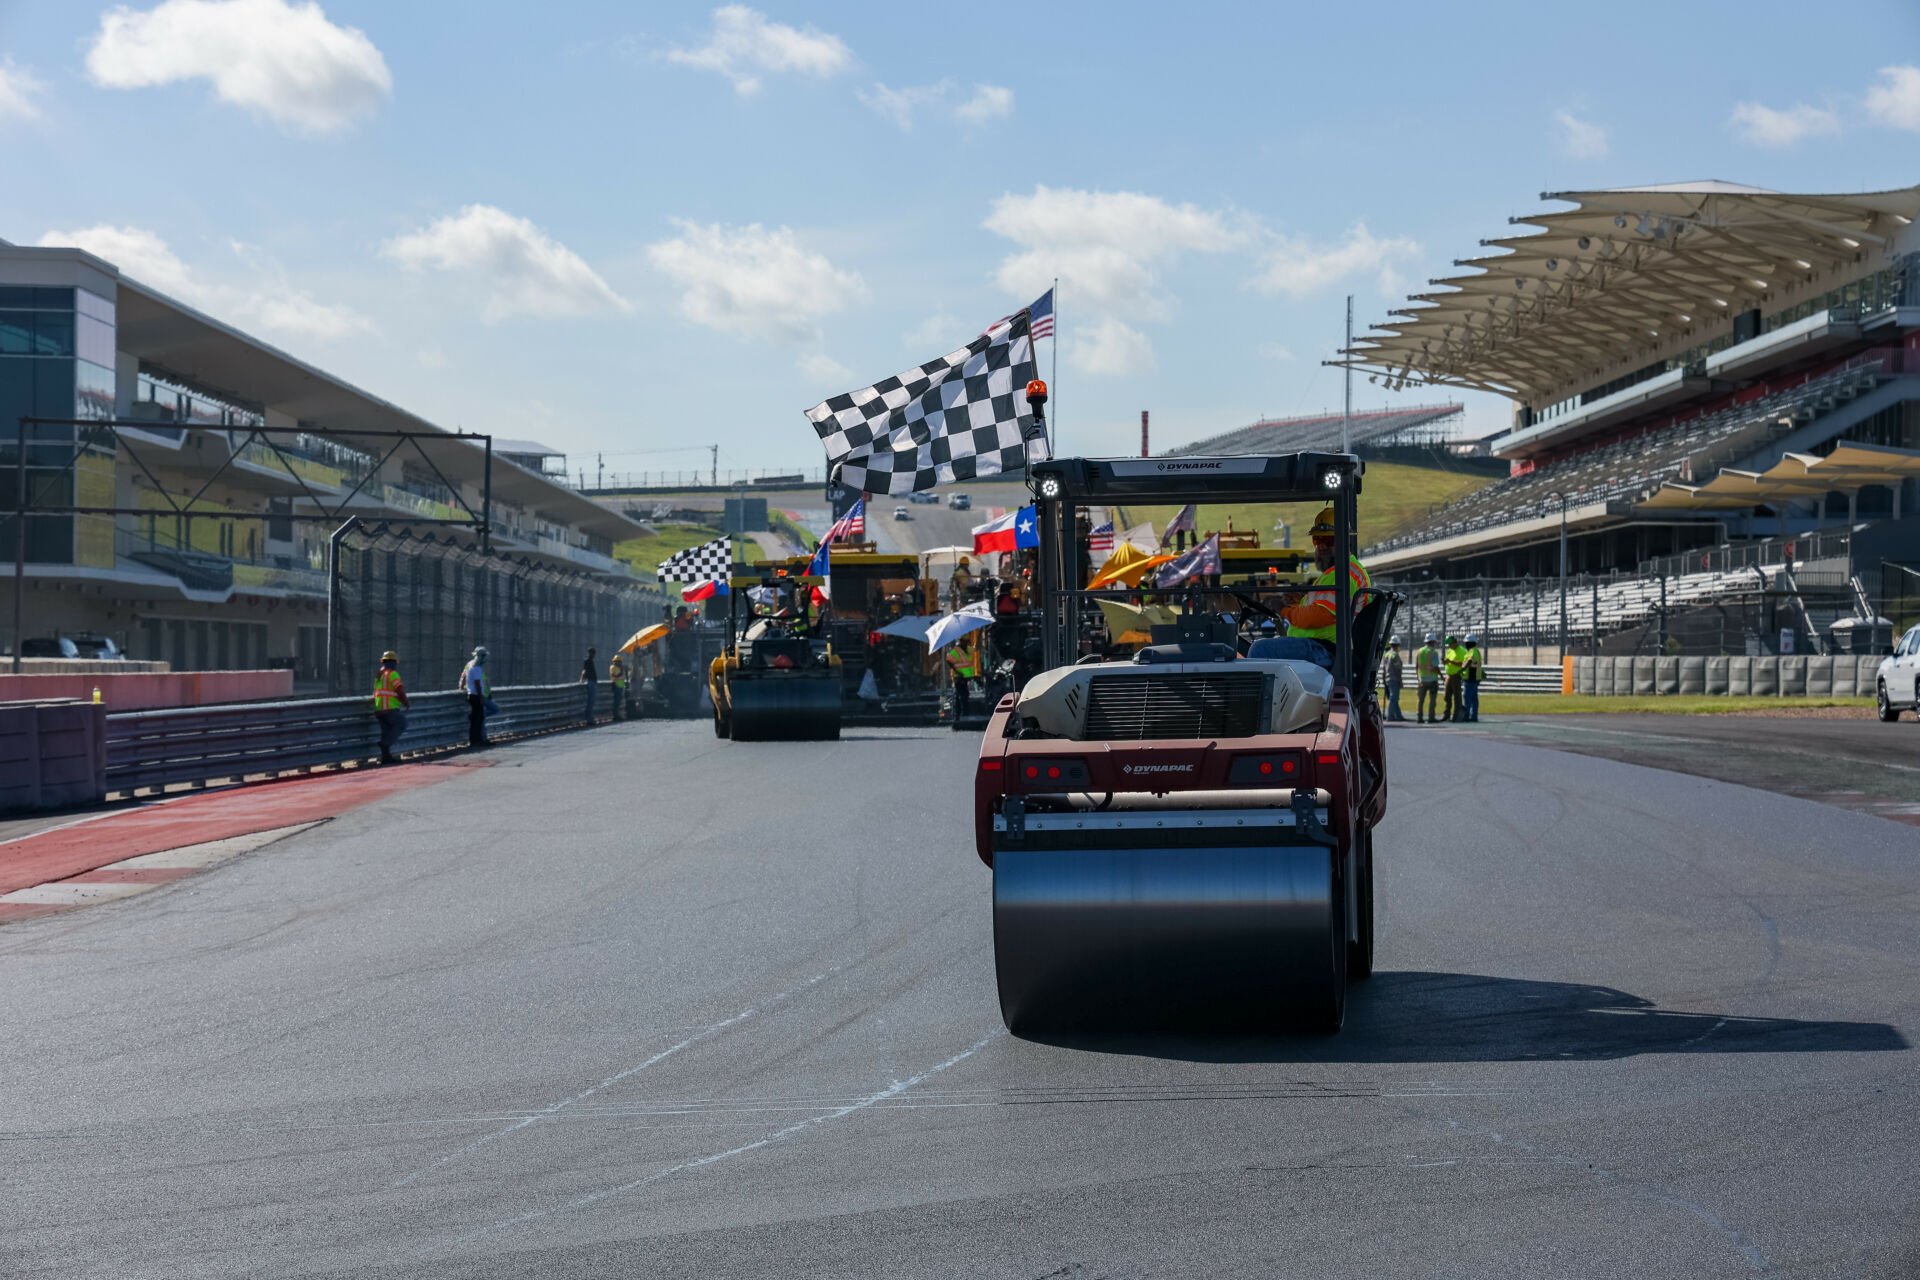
391, 963, 848, 1188
447, 1028, 1005, 1249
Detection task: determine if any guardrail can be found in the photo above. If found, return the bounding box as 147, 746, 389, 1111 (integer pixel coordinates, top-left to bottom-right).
1481, 664, 1564, 693
104, 684, 589, 795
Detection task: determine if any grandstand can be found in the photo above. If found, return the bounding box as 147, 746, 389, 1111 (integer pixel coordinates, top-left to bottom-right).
1168, 403, 1463, 455
1336, 182, 1920, 656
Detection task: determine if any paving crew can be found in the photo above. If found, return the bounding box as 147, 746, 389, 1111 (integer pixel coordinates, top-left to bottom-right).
1461, 633, 1485, 723
458, 646, 491, 748
1442, 633, 1466, 723
945, 637, 979, 717
949, 556, 974, 608
1414, 631, 1442, 723
579, 647, 600, 724
1383, 634, 1406, 722
1279, 506, 1371, 655
371, 650, 411, 765
608, 651, 627, 721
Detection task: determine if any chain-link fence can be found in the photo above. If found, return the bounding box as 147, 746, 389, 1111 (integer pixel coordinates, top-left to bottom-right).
1884, 561, 1920, 634
329, 528, 668, 696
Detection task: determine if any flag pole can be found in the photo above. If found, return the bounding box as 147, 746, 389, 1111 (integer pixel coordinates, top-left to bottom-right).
1050, 275, 1059, 458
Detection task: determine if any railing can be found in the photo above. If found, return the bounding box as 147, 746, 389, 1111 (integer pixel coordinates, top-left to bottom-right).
104, 684, 591, 795
1637, 528, 1852, 581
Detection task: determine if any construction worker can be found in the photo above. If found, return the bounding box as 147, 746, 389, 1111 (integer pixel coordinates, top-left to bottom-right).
1280, 506, 1371, 654
608, 651, 627, 721
371, 650, 410, 765
1461, 633, 1484, 723
950, 556, 974, 607
1383, 634, 1406, 722
1441, 633, 1466, 723
458, 646, 491, 748
946, 637, 979, 717
580, 646, 599, 724
1414, 632, 1442, 723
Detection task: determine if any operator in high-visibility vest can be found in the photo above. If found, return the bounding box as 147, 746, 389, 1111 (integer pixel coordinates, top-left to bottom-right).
1414, 632, 1443, 723
371, 649, 410, 765
608, 652, 628, 722
946, 639, 979, 717
1441, 634, 1466, 723
1280, 505, 1372, 650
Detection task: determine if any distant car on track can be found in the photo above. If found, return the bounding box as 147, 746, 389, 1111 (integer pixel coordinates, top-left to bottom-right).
1875, 624, 1920, 721
909, 491, 937, 504
948, 493, 971, 511
893, 506, 911, 521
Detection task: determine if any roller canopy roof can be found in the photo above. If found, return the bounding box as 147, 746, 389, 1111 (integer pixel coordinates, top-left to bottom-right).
1340, 182, 1920, 400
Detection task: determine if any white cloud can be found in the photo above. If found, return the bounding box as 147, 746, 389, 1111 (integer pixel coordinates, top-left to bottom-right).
907, 311, 964, 349
646, 220, 864, 343
859, 80, 1014, 131
1259, 343, 1295, 363
857, 81, 946, 130
36, 224, 371, 344
1728, 100, 1840, 148
0, 59, 46, 124
85, 0, 391, 135
383, 205, 630, 323
1552, 109, 1608, 159
955, 84, 1013, 124
797, 352, 853, 384
1252, 222, 1421, 298
985, 185, 1245, 319
1865, 65, 1920, 132
1071, 317, 1155, 376
667, 5, 852, 95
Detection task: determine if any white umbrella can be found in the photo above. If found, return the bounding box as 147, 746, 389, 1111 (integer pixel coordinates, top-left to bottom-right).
877, 614, 938, 641
925, 602, 995, 651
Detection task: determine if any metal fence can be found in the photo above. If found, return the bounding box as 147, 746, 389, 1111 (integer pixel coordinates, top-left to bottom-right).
1884, 561, 1920, 633
105, 684, 590, 795
329, 527, 667, 696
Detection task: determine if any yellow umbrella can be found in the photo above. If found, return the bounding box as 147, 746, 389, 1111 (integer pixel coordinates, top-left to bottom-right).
1087, 542, 1175, 589
1095, 599, 1178, 639
619, 623, 671, 654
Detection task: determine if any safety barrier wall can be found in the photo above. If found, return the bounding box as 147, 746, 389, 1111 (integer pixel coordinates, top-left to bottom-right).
0, 701, 107, 811
103, 684, 590, 796
1570, 654, 1884, 697
0, 670, 294, 712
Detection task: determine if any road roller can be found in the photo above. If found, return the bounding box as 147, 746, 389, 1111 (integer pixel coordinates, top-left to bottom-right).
708, 577, 843, 741
974, 453, 1399, 1034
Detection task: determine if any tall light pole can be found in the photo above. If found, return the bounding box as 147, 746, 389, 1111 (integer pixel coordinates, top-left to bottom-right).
1548, 491, 1569, 659
1342, 294, 1353, 455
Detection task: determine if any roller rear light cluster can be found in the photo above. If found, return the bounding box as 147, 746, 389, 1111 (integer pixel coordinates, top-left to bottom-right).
1227, 752, 1304, 785
1013, 758, 1091, 788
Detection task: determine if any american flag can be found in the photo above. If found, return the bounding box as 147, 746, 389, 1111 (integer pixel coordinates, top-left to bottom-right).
1087, 520, 1115, 555
1026, 287, 1054, 340
825, 497, 865, 542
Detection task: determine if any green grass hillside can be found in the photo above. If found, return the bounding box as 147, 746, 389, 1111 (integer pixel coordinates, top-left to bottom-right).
1115, 458, 1494, 550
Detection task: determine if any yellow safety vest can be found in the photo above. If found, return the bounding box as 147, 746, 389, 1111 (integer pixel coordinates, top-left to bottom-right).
1463, 648, 1483, 680
372, 668, 405, 712
1289, 559, 1372, 643
609, 657, 626, 688
1414, 645, 1441, 681
1443, 645, 1466, 677
947, 646, 978, 679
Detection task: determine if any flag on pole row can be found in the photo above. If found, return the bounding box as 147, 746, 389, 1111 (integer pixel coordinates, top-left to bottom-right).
657, 536, 732, 583
824, 497, 865, 543
972, 506, 1041, 554
805, 311, 1046, 497
807, 539, 830, 577
1154, 533, 1222, 587
1160, 504, 1197, 548
1087, 520, 1115, 556
682, 578, 729, 602
1025, 287, 1054, 340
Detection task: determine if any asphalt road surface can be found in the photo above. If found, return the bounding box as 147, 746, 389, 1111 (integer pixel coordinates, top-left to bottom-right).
4, 722, 1917, 1278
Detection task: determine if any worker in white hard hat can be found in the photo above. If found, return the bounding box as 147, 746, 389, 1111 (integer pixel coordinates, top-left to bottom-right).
1383, 633, 1406, 721
1413, 631, 1443, 724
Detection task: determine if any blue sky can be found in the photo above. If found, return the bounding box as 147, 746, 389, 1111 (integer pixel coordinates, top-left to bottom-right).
2, 0, 1918, 479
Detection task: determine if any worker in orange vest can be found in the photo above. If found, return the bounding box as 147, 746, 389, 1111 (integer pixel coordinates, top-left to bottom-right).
371, 650, 410, 765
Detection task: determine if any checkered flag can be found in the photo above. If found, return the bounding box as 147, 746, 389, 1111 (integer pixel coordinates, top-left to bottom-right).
657, 536, 732, 583
804, 311, 1047, 497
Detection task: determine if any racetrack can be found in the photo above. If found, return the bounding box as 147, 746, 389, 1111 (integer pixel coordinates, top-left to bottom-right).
2, 722, 1916, 1278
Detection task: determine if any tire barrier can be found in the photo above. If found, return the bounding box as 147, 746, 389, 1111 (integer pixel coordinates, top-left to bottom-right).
1568, 655, 1884, 698
103, 684, 588, 796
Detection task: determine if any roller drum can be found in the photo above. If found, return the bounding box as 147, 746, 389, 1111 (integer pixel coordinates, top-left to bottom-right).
993, 841, 1343, 1032
726, 673, 843, 741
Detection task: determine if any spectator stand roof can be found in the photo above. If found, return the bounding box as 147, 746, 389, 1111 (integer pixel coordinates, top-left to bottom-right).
1337, 182, 1920, 401
1167, 403, 1463, 455
1637, 440, 1920, 511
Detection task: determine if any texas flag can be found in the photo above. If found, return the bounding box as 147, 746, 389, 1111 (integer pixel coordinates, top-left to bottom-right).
682, 578, 729, 602
972, 505, 1041, 554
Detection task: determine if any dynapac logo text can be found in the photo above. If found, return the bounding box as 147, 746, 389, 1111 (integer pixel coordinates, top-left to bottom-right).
1122, 763, 1194, 774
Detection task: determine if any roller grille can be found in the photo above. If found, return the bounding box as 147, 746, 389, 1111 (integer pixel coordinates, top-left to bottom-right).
1083, 673, 1266, 739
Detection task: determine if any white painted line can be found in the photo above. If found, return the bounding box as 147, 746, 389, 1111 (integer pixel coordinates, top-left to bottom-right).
0, 881, 157, 905
108, 821, 324, 871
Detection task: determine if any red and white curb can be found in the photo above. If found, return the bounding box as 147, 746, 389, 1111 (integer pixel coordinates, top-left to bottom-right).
0, 821, 324, 918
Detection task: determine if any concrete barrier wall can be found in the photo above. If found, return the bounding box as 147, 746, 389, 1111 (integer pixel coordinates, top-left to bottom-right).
0, 671, 293, 712
0, 702, 107, 811
1571, 654, 1883, 699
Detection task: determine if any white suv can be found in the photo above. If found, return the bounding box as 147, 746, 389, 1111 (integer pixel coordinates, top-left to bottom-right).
1875, 624, 1920, 721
